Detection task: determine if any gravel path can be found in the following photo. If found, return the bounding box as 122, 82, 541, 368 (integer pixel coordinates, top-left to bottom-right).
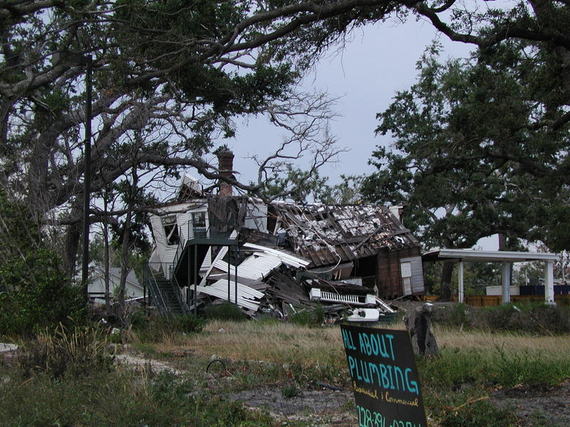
114, 354, 184, 375
228, 387, 356, 426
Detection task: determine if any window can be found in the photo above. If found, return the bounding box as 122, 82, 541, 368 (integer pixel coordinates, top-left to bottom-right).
192, 211, 207, 237
162, 215, 179, 245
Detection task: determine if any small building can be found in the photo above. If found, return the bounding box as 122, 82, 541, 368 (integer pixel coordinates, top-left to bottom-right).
88, 266, 143, 303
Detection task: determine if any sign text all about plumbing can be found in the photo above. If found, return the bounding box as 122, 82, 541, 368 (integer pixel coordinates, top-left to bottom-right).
340, 324, 427, 427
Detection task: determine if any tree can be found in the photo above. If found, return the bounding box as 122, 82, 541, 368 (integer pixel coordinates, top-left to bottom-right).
0, 189, 84, 335
363, 33, 570, 245
1, 1, 348, 275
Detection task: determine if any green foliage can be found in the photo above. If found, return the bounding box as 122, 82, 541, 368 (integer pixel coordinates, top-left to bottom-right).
290, 305, 325, 327
431, 303, 570, 334
261, 167, 364, 204
438, 399, 517, 427
131, 312, 205, 342
419, 347, 570, 390
494, 346, 570, 388
514, 261, 545, 287
0, 249, 85, 337
18, 324, 113, 379
203, 302, 248, 322
0, 189, 85, 337
281, 383, 302, 398
363, 31, 570, 250
0, 367, 274, 426
0, 190, 40, 257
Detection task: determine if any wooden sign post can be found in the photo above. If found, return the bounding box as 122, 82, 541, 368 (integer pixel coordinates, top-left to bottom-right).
340, 324, 427, 427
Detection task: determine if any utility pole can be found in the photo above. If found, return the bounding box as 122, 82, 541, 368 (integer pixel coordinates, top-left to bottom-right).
81, 55, 93, 304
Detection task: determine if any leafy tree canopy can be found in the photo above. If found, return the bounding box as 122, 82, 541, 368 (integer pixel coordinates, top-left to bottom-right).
363, 30, 569, 249
2, 0, 569, 268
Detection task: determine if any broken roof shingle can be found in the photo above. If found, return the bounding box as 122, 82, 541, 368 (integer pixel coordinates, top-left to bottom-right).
271, 203, 419, 267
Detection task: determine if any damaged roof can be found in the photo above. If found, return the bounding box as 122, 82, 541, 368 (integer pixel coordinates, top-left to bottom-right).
272, 203, 419, 267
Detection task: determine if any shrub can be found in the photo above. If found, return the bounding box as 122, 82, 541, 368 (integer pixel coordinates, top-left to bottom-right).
19, 323, 113, 379
281, 384, 301, 398
431, 303, 570, 334
203, 302, 248, 321
131, 312, 205, 342
0, 249, 85, 337
290, 305, 324, 326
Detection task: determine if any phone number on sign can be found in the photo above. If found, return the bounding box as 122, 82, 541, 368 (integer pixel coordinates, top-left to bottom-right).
357, 405, 423, 427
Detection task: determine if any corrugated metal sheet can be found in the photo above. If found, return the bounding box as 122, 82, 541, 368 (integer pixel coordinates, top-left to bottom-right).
235, 253, 282, 280
243, 243, 310, 268
272, 203, 419, 267
196, 280, 262, 312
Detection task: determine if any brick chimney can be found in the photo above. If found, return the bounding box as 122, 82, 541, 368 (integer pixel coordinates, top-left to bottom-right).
216, 148, 234, 196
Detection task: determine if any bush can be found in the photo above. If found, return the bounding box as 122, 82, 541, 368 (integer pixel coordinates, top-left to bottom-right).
290, 305, 325, 326
131, 312, 205, 342
203, 302, 248, 321
0, 249, 86, 337
19, 323, 113, 379
281, 384, 301, 398
431, 303, 570, 334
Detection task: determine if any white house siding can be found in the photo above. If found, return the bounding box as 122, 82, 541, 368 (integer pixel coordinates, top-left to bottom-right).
400, 256, 425, 295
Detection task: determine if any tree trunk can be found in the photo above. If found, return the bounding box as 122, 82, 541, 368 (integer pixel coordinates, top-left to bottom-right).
118, 166, 138, 326
63, 205, 82, 278
405, 304, 439, 357
103, 190, 111, 313
118, 210, 131, 327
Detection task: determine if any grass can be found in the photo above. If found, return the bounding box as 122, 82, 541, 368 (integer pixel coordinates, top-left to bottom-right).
2, 318, 570, 426
436, 325, 570, 353
0, 365, 273, 426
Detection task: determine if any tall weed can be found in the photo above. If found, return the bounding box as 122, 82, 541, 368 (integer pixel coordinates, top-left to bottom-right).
131, 312, 205, 343
19, 323, 113, 378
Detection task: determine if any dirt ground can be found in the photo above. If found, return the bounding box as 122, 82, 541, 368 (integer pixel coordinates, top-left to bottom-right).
112, 350, 570, 426
228, 382, 570, 426
228, 386, 357, 426
491, 380, 570, 426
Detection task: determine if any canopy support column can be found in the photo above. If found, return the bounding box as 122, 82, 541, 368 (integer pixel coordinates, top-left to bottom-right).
545, 261, 555, 305
502, 262, 512, 304
458, 260, 464, 303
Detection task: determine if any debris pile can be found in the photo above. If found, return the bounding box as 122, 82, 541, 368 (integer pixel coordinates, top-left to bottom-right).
190, 243, 396, 323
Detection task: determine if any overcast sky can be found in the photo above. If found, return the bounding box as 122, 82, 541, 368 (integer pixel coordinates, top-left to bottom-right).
226, 17, 473, 186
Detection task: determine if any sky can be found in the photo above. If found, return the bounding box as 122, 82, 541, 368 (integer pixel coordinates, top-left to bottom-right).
228, 17, 473, 185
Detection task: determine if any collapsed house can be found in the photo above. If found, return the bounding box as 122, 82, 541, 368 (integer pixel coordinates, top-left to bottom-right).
145, 150, 424, 320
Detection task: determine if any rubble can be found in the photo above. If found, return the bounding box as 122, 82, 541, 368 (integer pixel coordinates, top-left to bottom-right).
192, 242, 397, 323
146, 167, 414, 318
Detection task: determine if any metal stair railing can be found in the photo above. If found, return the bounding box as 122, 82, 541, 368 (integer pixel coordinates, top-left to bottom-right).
170, 222, 234, 280
143, 264, 168, 316
171, 274, 190, 314
146, 261, 190, 316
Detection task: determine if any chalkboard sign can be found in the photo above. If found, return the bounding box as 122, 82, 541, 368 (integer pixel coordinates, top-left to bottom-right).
340, 324, 427, 427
